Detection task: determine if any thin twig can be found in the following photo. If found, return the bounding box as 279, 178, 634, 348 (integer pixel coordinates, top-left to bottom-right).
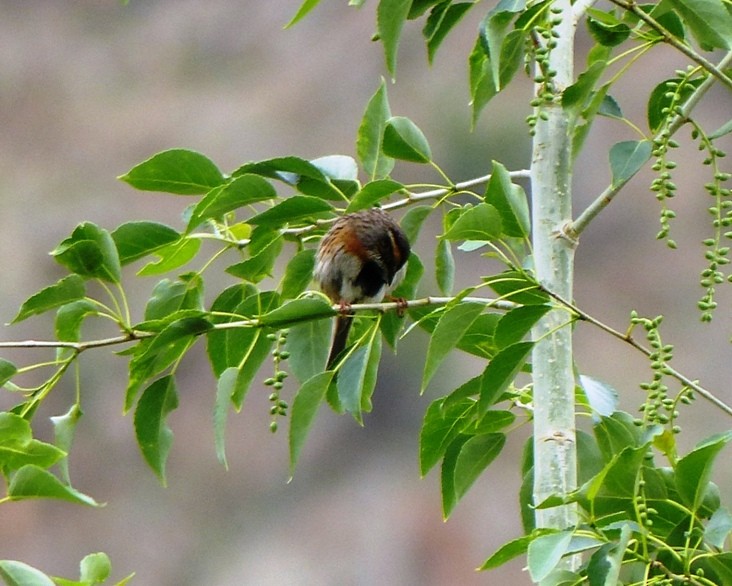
571, 51, 732, 237
609, 0, 732, 90
542, 288, 732, 417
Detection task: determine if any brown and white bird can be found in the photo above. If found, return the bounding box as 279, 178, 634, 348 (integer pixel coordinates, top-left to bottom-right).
314, 208, 411, 369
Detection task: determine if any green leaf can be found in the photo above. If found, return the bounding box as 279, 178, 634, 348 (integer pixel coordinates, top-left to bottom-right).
578, 374, 619, 418
419, 396, 475, 476
8, 465, 100, 506
137, 237, 200, 276
706, 507, 732, 549
422, 303, 485, 393
10, 275, 85, 324
527, 530, 573, 583
186, 174, 276, 232
346, 179, 403, 213
609, 140, 652, 188
248, 195, 334, 228
51, 223, 122, 283
356, 80, 395, 180
478, 342, 532, 414
337, 334, 382, 420
280, 248, 316, 300
214, 367, 238, 469
289, 371, 335, 475
494, 305, 549, 349
485, 270, 548, 305
380, 252, 424, 348
286, 317, 331, 384
482, 0, 526, 90
400, 205, 433, 243
435, 238, 455, 295
0, 413, 66, 474
480, 532, 545, 570
79, 552, 111, 583
454, 433, 506, 501
234, 155, 326, 183
586, 524, 631, 586
441, 435, 469, 518
55, 300, 98, 343
0, 359, 17, 387
259, 297, 335, 328
586, 12, 630, 46
382, 116, 432, 163
647, 77, 703, 133
0, 560, 56, 586
442, 203, 502, 241
111, 221, 180, 265
134, 375, 179, 485
676, 431, 732, 510
484, 161, 530, 238
666, 0, 732, 50
119, 148, 225, 195
285, 0, 322, 28
226, 234, 283, 283
50, 404, 83, 485
424, 2, 474, 63
144, 275, 204, 321
377, 0, 412, 78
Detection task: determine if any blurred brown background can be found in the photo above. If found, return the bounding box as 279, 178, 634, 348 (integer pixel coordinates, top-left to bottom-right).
1, 2, 731, 584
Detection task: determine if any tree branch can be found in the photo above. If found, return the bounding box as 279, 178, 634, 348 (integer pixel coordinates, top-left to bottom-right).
571, 50, 732, 237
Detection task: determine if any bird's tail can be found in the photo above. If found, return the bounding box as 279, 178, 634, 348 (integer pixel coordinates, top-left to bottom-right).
327, 314, 353, 369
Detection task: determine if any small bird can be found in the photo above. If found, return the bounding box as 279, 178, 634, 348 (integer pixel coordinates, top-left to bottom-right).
314, 207, 411, 369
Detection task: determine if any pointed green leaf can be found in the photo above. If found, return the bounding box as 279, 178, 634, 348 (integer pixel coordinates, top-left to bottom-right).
346, 179, 403, 212
587, 13, 630, 46
424, 2, 474, 63
647, 77, 703, 133
454, 433, 506, 500
356, 80, 395, 180
0, 560, 56, 586
0, 413, 66, 473
422, 303, 485, 393
377, 0, 412, 78
706, 507, 732, 549
382, 116, 432, 163
134, 375, 179, 485
144, 275, 204, 321
11, 275, 85, 324
527, 530, 573, 582
609, 140, 652, 187
8, 465, 100, 506
400, 205, 433, 243
137, 237, 201, 276
289, 371, 335, 475
280, 248, 316, 300
494, 305, 549, 349
214, 367, 237, 469
111, 221, 180, 265
50, 404, 83, 484
226, 234, 283, 283
55, 300, 98, 343
259, 297, 335, 328
248, 195, 334, 228
676, 431, 732, 510
337, 334, 382, 420
0, 359, 17, 387
286, 317, 331, 383
419, 397, 475, 476
485, 270, 549, 304
441, 435, 469, 518
443, 203, 502, 241
285, 0, 322, 28
51, 223, 121, 283
478, 341, 533, 414
484, 161, 530, 238
578, 374, 619, 418
119, 149, 225, 195
186, 174, 276, 232
666, 0, 732, 50
482, 0, 526, 90
435, 238, 455, 295
480, 532, 547, 570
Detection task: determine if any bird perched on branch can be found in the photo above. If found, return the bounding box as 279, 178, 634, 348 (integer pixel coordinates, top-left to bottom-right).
314, 208, 411, 369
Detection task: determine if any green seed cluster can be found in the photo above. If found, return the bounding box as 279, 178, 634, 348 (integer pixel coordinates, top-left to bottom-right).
526, 7, 563, 135
265, 330, 289, 433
